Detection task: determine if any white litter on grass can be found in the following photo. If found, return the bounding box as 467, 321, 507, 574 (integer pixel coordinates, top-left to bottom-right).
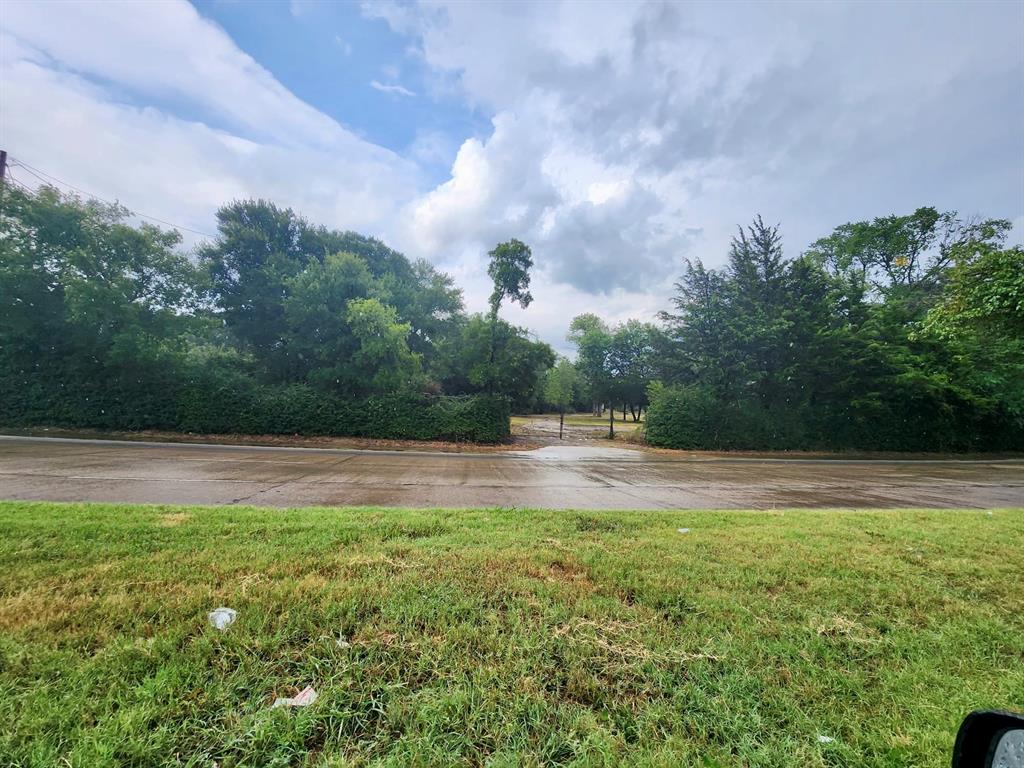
319, 632, 351, 648
272, 686, 318, 708
207, 607, 237, 631
817, 735, 835, 744
677, 528, 691, 534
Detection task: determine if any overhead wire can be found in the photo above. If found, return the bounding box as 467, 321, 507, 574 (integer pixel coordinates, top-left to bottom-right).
6, 167, 31, 193
7, 156, 217, 238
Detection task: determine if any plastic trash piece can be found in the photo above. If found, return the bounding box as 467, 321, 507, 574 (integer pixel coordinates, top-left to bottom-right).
336, 634, 351, 648
207, 607, 237, 630
817, 735, 835, 744
272, 686, 318, 708
677, 527, 690, 534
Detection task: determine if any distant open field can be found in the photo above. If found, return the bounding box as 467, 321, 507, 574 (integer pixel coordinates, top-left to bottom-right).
0, 502, 1020, 766
512, 413, 644, 444
513, 412, 643, 427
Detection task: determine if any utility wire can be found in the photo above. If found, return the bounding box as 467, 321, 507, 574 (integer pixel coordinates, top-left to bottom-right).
8, 156, 217, 238
5, 166, 28, 191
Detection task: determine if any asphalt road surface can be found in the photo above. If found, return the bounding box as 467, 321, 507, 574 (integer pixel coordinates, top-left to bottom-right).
1, 435, 1022, 509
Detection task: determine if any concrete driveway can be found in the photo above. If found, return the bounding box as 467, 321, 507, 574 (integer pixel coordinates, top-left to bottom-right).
1, 435, 1021, 509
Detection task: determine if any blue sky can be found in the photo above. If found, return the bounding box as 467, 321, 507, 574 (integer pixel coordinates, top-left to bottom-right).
190, 0, 486, 180
2, 0, 1022, 352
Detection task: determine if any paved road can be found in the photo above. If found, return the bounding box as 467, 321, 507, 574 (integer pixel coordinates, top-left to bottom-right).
0, 435, 1021, 510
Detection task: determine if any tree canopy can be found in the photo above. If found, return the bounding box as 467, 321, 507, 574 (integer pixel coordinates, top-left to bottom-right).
0, 188, 552, 438
646, 210, 1022, 451
3, 183, 1019, 452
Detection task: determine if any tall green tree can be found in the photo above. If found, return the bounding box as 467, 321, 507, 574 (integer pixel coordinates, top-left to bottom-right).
724, 216, 790, 409
652, 210, 1023, 451
280, 252, 376, 390
485, 239, 534, 392
441, 315, 554, 411
607, 320, 660, 421
201, 199, 465, 394
658, 259, 732, 392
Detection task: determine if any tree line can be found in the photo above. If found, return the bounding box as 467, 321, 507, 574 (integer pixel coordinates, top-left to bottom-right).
0, 186, 553, 440
1, 182, 1020, 451
561, 209, 1022, 451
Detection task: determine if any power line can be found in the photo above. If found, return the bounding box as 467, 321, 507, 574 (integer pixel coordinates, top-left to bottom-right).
8, 155, 218, 238
5, 166, 35, 193
5, 166, 26, 190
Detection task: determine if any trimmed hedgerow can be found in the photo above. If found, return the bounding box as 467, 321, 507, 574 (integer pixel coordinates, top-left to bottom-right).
0, 364, 510, 443
643, 382, 1023, 452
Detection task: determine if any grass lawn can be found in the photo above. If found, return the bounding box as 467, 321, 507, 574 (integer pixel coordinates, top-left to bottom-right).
0, 503, 1021, 767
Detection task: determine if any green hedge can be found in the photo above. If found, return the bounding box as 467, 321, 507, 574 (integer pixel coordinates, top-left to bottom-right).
0, 365, 510, 443
643, 384, 809, 451
644, 383, 1023, 452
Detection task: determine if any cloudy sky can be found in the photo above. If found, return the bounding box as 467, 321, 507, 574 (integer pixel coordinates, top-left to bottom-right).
2, 0, 1022, 352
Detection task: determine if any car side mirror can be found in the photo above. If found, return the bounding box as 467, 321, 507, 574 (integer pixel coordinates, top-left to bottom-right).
952, 710, 1024, 767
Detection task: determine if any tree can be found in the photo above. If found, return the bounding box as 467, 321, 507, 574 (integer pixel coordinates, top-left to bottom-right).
568, 313, 612, 417
400, 259, 464, 368
281, 252, 376, 390
805, 207, 1011, 296
345, 298, 422, 396
920, 243, 1023, 341
0, 184, 205, 428
658, 259, 731, 391
202, 199, 466, 389
607, 320, 660, 421
724, 216, 790, 410
649, 210, 1024, 451
441, 315, 555, 410
918, 242, 1024, 425
0, 185, 201, 376
543, 358, 578, 439
486, 239, 534, 392
201, 200, 321, 378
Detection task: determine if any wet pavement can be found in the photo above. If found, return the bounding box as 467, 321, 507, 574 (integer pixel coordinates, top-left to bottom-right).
0, 435, 1021, 509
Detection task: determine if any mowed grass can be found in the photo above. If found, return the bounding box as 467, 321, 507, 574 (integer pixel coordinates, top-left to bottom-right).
0, 503, 1021, 767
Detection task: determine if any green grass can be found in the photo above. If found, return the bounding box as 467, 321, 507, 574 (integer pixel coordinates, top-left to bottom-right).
0, 502, 1021, 767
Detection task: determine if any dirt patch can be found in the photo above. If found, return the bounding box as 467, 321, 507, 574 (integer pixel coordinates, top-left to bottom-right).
512, 414, 643, 447
157, 512, 191, 527
554, 617, 719, 664
812, 614, 880, 644
541, 558, 595, 588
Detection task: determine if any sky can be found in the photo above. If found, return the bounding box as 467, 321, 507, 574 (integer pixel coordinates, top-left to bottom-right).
2, 0, 1022, 353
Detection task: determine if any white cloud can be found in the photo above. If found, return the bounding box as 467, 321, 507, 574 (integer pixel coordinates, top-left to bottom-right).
2, 0, 359, 150
0, 3, 421, 246
370, 79, 416, 97
1, 0, 1020, 353
375, 0, 1023, 343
